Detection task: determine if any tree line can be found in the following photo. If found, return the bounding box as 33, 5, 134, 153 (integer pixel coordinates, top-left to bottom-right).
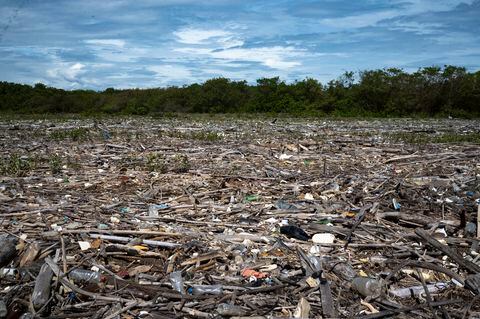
1, 65, 479, 117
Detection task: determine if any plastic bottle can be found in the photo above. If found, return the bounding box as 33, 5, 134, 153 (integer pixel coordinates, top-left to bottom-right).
31, 263, 54, 310
464, 222, 477, 238
189, 284, 223, 295
216, 303, 247, 316
0, 267, 17, 279
0, 235, 18, 267
68, 269, 101, 284
0, 299, 7, 318
169, 271, 184, 294
321, 258, 357, 281
148, 204, 169, 217
0, 267, 30, 282
352, 277, 384, 298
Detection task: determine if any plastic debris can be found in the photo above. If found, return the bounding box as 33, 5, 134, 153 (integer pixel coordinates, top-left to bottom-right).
216, 303, 247, 316
352, 277, 385, 299
294, 297, 310, 318
68, 269, 102, 284
0, 235, 18, 267
188, 284, 223, 295
389, 282, 449, 298
31, 263, 54, 310
275, 200, 297, 210
0, 299, 7, 318
311, 233, 335, 244
280, 225, 310, 241
169, 271, 185, 294
148, 203, 170, 217
241, 268, 269, 279
1, 118, 479, 317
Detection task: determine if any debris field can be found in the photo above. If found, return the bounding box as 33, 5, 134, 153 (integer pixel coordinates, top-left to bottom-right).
1, 117, 480, 318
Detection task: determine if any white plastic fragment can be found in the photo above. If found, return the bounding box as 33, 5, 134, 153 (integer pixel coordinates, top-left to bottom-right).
279, 154, 292, 160
312, 233, 335, 244
78, 241, 91, 251
110, 216, 120, 223
304, 193, 314, 200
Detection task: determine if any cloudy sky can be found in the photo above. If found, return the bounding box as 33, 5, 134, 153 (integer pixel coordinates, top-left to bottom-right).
1, 0, 479, 90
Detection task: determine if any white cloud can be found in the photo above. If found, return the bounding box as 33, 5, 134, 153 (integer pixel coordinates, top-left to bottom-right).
85, 39, 126, 47
320, 10, 399, 28
148, 65, 192, 81
264, 58, 300, 69
210, 46, 305, 69
319, 1, 476, 30
173, 27, 305, 70
173, 27, 244, 48
399, 0, 476, 13
174, 46, 305, 70
174, 28, 231, 44
47, 62, 85, 83
388, 21, 443, 35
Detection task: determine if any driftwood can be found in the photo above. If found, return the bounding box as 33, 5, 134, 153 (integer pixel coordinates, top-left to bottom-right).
1, 117, 479, 317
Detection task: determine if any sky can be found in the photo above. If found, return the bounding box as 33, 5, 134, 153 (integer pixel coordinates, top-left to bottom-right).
0, 0, 479, 90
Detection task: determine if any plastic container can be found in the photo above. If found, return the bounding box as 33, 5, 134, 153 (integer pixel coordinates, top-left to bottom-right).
169, 271, 184, 294
322, 258, 357, 281
31, 263, 54, 310
216, 303, 247, 316
148, 204, 169, 217
0, 299, 7, 318
352, 277, 384, 298
68, 269, 101, 284
189, 284, 223, 295
0, 267, 17, 279
465, 222, 477, 238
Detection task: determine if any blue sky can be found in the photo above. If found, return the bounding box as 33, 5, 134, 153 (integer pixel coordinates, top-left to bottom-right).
1, 0, 479, 90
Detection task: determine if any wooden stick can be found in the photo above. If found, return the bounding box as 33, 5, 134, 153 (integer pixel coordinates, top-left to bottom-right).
103, 301, 139, 319
416, 268, 440, 319
415, 228, 480, 274
60, 236, 67, 274
358, 299, 463, 319
58, 229, 183, 237
319, 278, 336, 318
44, 257, 134, 303
344, 204, 373, 249
477, 204, 479, 239
88, 234, 181, 249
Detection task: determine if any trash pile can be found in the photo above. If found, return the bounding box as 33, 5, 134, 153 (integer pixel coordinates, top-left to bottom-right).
0, 117, 479, 318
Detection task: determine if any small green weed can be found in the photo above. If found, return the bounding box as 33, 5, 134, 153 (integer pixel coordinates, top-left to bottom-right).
386, 132, 480, 144
160, 130, 223, 142
0, 154, 35, 177
171, 154, 190, 173
65, 156, 82, 172
146, 153, 168, 173
49, 128, 90, 141
48, 154, 63, 175
189, 131, 222, 142
145, 153, 190, 173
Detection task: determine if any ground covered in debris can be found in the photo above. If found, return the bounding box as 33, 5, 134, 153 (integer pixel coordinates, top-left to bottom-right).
1, 116, 479, 319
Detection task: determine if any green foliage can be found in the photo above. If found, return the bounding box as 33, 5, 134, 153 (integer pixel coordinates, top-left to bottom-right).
146, 153, 167, 173
386, 132, 480, 144
49, 128, 90, 141
1, 65, 479, 117
189, 130, 222, 142
0, 154, 35, 177
145, 153, 191, 173
48, 154, 63, 175
171, 154, 190, 173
